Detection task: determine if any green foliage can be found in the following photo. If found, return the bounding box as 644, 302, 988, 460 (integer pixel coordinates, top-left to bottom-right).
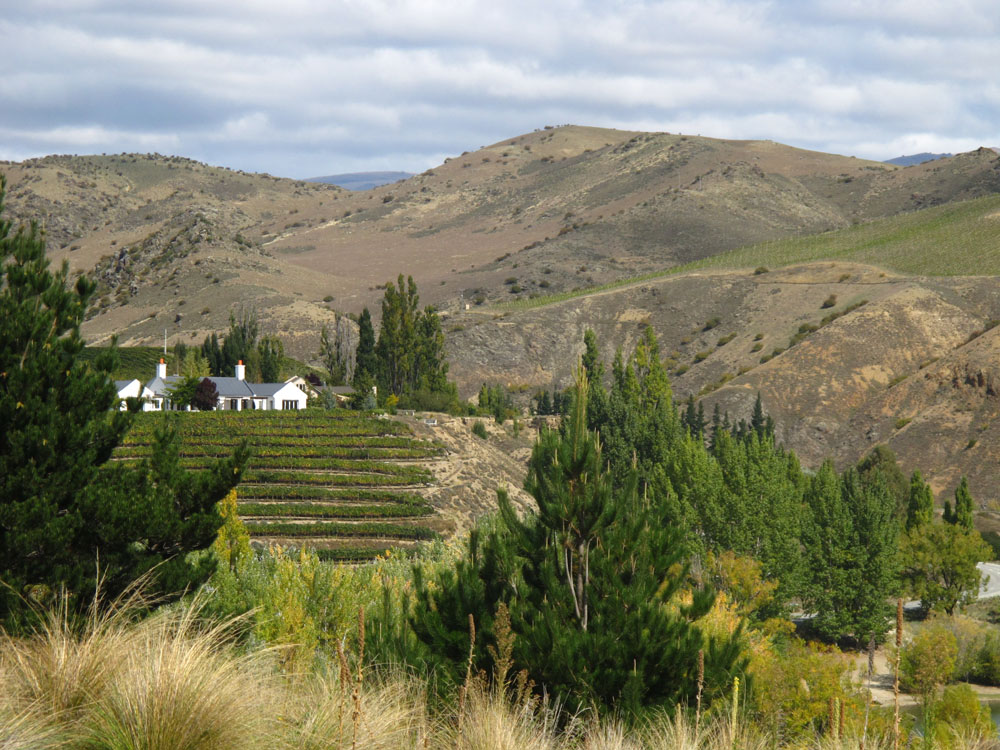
800, 463, 899, 644
257, 335, 283, 382
167, 374, 201, 409
318, 321, 347, 385
751, 639, 857, 739
902, 624, 958, 697
214, 489, 251, 574
857, 444, 909, 520
901, 623, 959, 743
478, 383, 513, 422
906, 470, 935, 530
931, 683, 996, 746
374, 275, 450, 400
901, 522, 991, 615
0, 181, 246, 624
472, 421, 488, 439
353, 307, 376, 388
944, 476, 975, 529
407, 369, 747, 716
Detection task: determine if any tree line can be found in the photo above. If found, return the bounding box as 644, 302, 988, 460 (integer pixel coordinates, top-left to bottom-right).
379, 325, 992, 718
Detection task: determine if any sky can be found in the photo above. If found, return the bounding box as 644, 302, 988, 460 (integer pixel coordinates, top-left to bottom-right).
2, 0, 999, 178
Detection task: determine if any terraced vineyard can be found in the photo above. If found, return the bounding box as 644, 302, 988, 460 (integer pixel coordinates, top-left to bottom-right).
114, 410, 444, 561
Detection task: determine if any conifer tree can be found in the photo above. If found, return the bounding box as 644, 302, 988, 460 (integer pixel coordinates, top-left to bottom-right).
0, 180, 246, 624
409, 368, 746, 715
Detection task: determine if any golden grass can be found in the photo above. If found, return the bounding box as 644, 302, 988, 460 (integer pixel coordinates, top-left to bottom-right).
2, 598, 998, 750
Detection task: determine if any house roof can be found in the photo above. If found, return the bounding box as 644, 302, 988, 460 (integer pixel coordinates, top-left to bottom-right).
249, 382, 286, 397
145, 375, 183, 396
114, 379, 138, 391
209, 377, 255, 398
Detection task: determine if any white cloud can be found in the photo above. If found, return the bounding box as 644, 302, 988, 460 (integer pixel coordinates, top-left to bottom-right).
0, 1, 997, 177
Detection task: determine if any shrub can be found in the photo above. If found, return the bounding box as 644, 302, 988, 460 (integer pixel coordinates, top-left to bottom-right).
821, 294, 837, 309
895, 417, 912, 430
693, 350, 711, 363
703, 317, 721, 330
750, 343, 763, 352
472, 422, 488, 439
753, 266, 768, 275
716, 333, 736, 347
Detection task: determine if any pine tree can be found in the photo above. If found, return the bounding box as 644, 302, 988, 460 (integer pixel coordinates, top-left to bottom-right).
0, 181, 246, 625
409, 368, 746, 715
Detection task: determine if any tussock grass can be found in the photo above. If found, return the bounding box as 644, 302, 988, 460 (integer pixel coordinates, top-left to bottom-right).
2, 596, 996, 750
84, 604, 281, 750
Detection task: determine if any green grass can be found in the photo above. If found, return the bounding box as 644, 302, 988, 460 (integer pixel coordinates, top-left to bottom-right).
493, 195, 1000, 312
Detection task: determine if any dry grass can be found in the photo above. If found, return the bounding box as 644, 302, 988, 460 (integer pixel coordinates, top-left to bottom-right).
2, 597, 998, 750
84, 604, 282, 750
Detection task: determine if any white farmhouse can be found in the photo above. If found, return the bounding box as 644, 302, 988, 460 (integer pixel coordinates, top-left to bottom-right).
113, 379, 157, 411
143, 359, 307, 411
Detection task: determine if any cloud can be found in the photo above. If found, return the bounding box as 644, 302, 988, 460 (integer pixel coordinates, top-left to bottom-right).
0, 1, 997, 176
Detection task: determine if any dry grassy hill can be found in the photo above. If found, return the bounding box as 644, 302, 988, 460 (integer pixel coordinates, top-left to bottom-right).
3, 126, 999, 363
442, 260, 1000, 513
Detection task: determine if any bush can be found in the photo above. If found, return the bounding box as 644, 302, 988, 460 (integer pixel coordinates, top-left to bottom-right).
753, 266, 768, 275
821, 294, 837, 309
472, 422, 488, 439
703, 317, 721, 330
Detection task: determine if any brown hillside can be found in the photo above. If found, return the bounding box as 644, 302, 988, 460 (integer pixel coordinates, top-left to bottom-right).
2, 126, 999, 361
442, 261, 1000, 507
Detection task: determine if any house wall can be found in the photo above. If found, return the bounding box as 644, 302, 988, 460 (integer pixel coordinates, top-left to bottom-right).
268, 383, 307, 410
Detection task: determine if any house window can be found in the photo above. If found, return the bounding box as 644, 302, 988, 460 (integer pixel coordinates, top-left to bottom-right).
282, 399, 297, 410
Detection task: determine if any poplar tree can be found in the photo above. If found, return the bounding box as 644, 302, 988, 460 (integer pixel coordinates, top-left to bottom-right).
906, 470, 935, 530
801, 463, 899, 643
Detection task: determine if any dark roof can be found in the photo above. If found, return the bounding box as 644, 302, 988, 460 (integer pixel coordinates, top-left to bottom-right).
209, 377, 254, 398
114, 379, 137, 391
249, 383, 286, 397
145, 375, 183, 395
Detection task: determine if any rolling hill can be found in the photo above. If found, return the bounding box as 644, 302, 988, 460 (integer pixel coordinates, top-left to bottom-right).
4, 126, 1000, 519
3, 126, 999, 363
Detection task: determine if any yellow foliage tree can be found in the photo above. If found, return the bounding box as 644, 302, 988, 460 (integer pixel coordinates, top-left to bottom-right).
214, 489, 251, 574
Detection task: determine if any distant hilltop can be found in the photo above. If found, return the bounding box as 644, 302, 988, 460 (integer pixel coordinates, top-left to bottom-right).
884, 152, 953, 166
304, 171, 413, 191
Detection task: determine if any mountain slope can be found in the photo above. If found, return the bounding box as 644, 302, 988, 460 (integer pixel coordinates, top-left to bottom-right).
1, 126, 999, 361
442, 260, 1000, 508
